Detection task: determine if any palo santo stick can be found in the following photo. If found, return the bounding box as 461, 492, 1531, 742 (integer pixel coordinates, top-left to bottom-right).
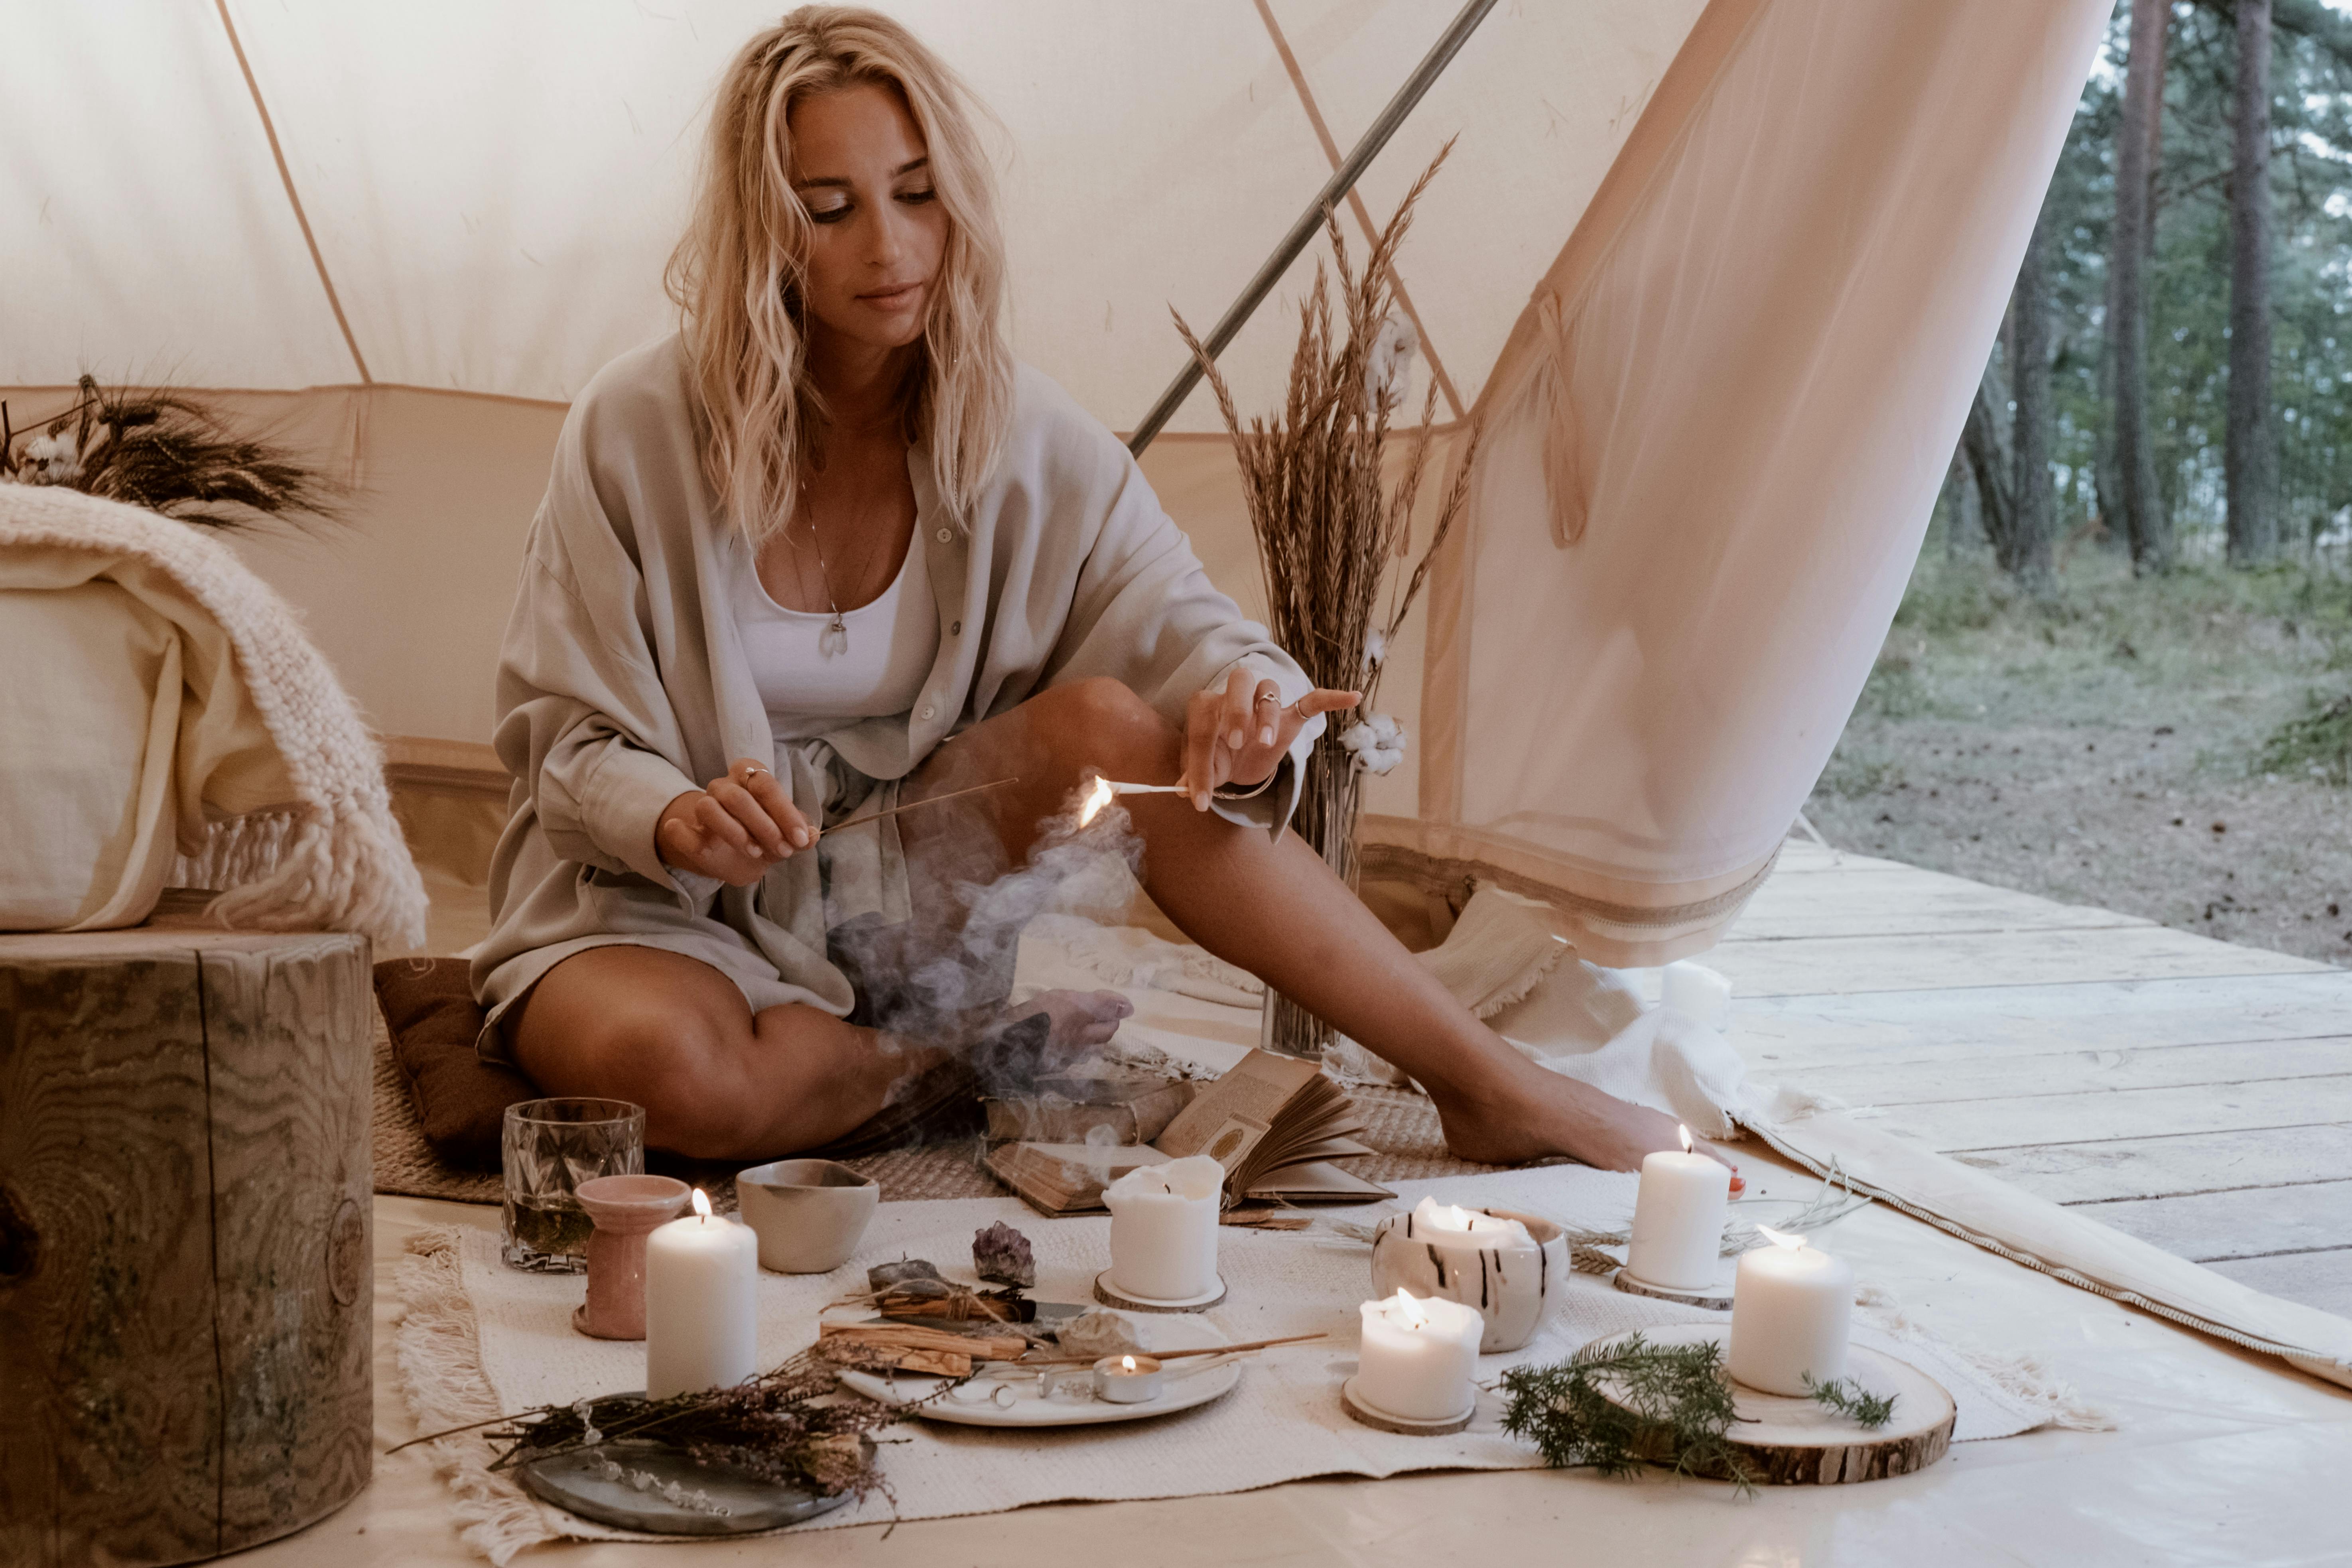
989, 1331, 1328, 1368
823, 776, 1017, 835
816, 1321, 1032, 1363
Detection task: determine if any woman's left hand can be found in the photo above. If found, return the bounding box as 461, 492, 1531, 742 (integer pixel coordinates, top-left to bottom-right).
1181, 668, 1360, 810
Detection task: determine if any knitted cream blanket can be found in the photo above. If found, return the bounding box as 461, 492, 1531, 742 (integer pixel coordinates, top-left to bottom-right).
0, 483, 427, 946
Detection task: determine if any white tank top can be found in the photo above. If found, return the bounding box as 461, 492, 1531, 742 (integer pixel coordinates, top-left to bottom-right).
734, 532, 940, 740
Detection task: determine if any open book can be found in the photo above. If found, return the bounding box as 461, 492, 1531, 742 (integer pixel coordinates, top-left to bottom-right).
985, 1049, 1392, 1213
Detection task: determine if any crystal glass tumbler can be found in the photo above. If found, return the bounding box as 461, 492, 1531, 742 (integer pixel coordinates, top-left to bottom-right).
501, 1097, 646, 1272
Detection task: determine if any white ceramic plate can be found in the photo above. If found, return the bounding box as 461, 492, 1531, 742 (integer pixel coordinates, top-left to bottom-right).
835, 1317, 1237, 1427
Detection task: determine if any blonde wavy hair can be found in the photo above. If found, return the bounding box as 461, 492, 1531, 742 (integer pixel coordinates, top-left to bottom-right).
666, 6, 1013, 544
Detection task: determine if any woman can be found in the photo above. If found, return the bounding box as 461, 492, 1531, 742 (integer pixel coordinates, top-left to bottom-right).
473, 6, 1733, 1185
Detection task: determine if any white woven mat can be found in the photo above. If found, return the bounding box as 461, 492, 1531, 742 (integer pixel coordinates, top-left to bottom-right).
398, 1167, 2071, 1558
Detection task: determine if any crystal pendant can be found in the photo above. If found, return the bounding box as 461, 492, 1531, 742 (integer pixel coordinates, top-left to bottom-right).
819, 617, 848, 658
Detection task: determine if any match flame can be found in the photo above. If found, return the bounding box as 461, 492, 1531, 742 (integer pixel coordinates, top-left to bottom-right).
1120, 1355, 1137, 1373
1757, 1223, 1803, 1251
1678, 1123, 1693, 1154
691, 1187, 712, 1223
1077, 774, 1117, 829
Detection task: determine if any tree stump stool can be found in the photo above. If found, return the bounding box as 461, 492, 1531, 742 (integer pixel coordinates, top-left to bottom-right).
0, 896, 374, 1566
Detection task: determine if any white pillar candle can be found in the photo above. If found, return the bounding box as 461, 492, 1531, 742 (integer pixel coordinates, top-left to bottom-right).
1726, 1225, 1854, 1395
1104, 1156, 1223, 1300
1661, 960, 1733, 1030
1624, 1125, 1731, 1291
643, 1188, 758, 1400
1355, 1290, 1483, 1421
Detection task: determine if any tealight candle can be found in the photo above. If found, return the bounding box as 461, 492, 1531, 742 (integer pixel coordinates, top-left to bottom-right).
1092, 1353, 1166, 1403
1355, 1290, 1483, 1422
1726, 1225, 1854, 1395
1624, 1124, 1731, 1292
643, 1188, 758, 1400
1104, 1156, 1224, 1301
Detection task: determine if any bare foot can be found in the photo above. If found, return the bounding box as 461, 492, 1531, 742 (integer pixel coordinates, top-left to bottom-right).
1430, 1058, 1744, 1193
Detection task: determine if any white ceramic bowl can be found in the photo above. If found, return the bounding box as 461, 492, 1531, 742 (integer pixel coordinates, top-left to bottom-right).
734, 1158, 879, 1274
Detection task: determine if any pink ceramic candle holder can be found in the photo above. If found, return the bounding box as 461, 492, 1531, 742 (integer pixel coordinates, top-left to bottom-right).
571, 1174, 692, 1340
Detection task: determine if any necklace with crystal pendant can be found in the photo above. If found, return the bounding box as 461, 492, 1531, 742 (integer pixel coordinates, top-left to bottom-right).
788, 515, 851, 657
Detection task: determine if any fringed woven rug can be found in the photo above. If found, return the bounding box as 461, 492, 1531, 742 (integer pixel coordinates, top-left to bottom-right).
394, 1165, 2100, 1563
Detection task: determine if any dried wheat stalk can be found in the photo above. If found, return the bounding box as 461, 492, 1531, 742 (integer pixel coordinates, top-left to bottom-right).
1172, 141, 1481, 882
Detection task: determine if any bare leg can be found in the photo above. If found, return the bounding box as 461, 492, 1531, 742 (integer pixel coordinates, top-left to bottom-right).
507, 944, 950, 1161
900, 679, 1737, 1178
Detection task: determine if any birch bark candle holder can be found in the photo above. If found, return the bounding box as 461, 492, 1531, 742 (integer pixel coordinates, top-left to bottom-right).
1368, 1199, 1563, 1352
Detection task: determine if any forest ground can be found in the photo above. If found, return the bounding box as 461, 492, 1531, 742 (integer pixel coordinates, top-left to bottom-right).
1804, 533, 2352, 965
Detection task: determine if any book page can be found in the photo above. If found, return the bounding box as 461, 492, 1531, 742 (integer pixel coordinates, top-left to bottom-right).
1155, 1050, 1318, 1166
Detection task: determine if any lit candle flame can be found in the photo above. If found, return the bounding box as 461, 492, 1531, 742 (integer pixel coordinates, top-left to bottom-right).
1076, 775, 1117, 829
1391, 1290, 1430, 1330
1435, 1202, 1480, 1231
1757, 1223, 1803, 1251
691, 1187, 712, 1223
1120, 1354, 1137, 1373
1678, 1123, 1693, 1154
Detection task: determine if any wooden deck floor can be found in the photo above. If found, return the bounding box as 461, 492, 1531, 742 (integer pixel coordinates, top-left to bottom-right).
1722, 839, 2352, 1316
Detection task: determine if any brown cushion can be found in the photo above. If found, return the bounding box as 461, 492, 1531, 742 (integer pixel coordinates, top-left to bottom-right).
373, 956, 535, 1170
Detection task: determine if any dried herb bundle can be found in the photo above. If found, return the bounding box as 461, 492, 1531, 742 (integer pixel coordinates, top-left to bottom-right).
0, 374, 340, 528
1172, 142, 1481, 886
476, 1349, 900, 1498
1500, 1332, 1755, 1491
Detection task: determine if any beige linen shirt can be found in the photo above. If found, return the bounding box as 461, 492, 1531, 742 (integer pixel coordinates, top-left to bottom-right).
470, 334, 1320, 1043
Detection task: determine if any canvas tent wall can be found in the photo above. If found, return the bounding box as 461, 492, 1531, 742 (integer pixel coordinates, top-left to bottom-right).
0, 0, 2110, 962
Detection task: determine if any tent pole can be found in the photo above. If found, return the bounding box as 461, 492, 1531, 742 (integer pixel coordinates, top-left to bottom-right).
1125, 0, 1500, 456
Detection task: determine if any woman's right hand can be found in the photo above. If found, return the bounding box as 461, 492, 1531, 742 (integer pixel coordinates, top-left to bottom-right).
655, 758, 815, 885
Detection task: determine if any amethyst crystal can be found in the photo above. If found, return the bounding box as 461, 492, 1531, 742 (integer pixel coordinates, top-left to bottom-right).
972, 1220, 1036, 1288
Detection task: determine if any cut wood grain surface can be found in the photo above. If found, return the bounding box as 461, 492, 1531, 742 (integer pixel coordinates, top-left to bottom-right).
0, 923, 374, 1567
1734, 835, 2350, 1320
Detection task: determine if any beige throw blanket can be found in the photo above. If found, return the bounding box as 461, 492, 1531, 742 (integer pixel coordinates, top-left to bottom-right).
0, 484, 425, 944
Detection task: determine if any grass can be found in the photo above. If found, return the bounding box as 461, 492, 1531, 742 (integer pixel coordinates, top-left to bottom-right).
1805, 532, 2352, 963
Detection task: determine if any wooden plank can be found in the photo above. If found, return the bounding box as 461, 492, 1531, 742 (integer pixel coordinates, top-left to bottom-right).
1867, 1074, 2352, 1153
1728, 866, 2153, 943
1944, 1125, 2352, 1205
1735, 972, 2352, 1069
2072, 1181, 2352, 1264
2205, 1250, 2352, 1318
1764, 1037, 2352, 1111
1706, 923, 2324, 999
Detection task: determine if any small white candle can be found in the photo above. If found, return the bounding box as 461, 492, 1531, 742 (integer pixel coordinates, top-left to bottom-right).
643, 1188, 758, 1400
1355, 1290, 1483, 1421
1625, 1124, 1731, 1291
1092, 1353, 1166, 1404
1661, 960, 1733, 1030
1103, 1156, 1223, 1300
1726, 1225, 1854, 1395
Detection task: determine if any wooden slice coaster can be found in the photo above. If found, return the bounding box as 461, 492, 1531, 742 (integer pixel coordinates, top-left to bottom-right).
1092, 1270, 1228, 1313
1612, 1268, 1734, 1311
1589, 1323, 1955, 1485
1339, 1377, 1475, 1436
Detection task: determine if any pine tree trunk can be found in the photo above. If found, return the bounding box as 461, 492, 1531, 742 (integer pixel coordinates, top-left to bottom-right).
2227, 0, 2275, 566
2112, 0, 2172, 573
2011, 203, 2056, 590
1961, 369, 2016, 564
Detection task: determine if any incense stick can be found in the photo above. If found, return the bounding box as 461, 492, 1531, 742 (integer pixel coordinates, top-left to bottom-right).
823, 776, 1017, 835
985, 1331, 1328, 1368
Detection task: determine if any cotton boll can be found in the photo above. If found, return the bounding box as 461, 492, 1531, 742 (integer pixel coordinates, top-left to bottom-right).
1362, 630, 1387, 671
1363, 314, 1418, 414
25, 431, 83, 484
1339, 713, 1408, 776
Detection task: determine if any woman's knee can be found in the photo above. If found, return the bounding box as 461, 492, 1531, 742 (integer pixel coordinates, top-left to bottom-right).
1031, 676, 1178, 777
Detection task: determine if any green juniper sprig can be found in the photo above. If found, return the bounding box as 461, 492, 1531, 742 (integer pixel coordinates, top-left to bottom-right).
1498, 1333, 1755, 1494
1802, 1374, 1897, 1429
